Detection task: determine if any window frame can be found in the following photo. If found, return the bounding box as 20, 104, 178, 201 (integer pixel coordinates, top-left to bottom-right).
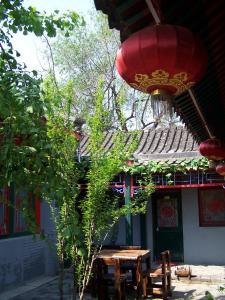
0, 184, 40, 239
198, 187, 225, 227
0, 187, 10, 236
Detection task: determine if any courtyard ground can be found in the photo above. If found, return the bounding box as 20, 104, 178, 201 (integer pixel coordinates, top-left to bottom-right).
1, 265, 225, 300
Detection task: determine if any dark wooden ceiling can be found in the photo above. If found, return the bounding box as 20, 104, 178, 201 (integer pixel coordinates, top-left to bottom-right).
94, 0, 225, 143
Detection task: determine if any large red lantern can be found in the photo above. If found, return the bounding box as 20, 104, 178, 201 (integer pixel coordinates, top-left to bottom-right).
216, 163, 225, 176
199, 139, 225, 161
116, 24, 207, 98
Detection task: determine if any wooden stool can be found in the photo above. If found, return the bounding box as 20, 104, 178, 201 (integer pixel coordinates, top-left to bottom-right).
142, 250, 172, 300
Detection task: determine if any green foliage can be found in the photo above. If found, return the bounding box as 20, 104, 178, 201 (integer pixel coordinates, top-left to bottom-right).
1, 0, 80, 38
0, 2, 84, 298
123, 157, 209, 182
49, 12, 120, 125
134, 173, 155, 212
0, 0, 80, 236
40, 76, 153, 300
0, 0, 80, 187
218, 285, 225, 293
49, 10, 180, 131
69, 81, 152, 298
0, 70, 46, 186
205, 291, 215, 300
48, 11, 148, 131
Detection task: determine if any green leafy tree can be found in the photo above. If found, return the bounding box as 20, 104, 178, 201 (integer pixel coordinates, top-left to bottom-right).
0, 2, 81, 299
68, 81, 151, 299
47, 10, 180, 132
43, 114, 81, 300
0, 3, 155, 300
42, 77, 154, 300
0, 0, 81, 188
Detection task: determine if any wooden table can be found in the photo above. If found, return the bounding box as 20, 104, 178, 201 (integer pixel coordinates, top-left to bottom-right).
95, 249, 151, 299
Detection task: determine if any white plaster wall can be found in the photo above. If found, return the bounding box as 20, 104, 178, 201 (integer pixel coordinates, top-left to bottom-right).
133, 214, 141, 245
182, 188, 225, 265
0, 201, 57, 292
40, 201, 58, 275
0, 235, 46, 291
115, 200, 153, 250
114, 215, 140, 245
115, 217, 126, 245
114, 190, 225, 265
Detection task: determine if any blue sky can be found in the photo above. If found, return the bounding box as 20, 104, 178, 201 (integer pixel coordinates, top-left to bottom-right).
23, 0, 92, 14
13, 0, 93, 71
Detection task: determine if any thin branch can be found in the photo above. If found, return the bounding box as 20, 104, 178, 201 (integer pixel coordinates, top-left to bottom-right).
112, 85, 128, 131
142, 121, 157, 130
43, 35, 59, 91
124, 98, 139, 124
141, 96, 150, 127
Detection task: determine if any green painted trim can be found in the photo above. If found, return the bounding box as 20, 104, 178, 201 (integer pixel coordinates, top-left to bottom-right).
125, 174, 133, 245
140, 213, 147, 249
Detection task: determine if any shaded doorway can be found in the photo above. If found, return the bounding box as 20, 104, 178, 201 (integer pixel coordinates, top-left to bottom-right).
152, 190, 184, 262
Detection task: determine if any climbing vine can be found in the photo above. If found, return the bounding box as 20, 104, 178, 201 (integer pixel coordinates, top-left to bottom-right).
123, 157, 209, 175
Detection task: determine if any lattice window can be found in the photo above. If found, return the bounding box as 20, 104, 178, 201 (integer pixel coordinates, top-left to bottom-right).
199, 188, 225, 226
0, 186, 40, 238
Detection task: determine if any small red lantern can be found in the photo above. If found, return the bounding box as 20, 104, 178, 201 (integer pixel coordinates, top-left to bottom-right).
116, 24, 207, 99
199, 139, 225, 161
216, 163, 225, 176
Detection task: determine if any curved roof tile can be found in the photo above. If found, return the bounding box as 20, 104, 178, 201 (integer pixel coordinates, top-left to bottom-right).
80, 126, 201, 162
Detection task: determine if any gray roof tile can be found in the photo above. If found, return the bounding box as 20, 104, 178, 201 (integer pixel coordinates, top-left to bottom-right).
80, 126, 201, 163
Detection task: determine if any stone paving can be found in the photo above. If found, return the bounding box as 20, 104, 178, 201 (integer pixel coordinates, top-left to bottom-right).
6, 280, 225, 300
171, 265, 225, 283
1, 265, 225, 300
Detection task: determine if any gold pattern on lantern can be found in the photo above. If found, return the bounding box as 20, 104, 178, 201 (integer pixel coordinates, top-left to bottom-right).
130, 69, 195, 95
